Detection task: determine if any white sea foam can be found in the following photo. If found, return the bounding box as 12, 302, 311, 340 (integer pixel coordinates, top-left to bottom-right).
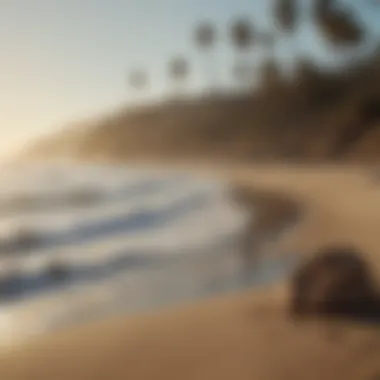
0, 163, 295, 348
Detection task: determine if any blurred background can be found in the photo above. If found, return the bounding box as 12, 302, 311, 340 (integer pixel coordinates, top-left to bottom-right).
1, 0, 379, 162
0, 0, 380, 348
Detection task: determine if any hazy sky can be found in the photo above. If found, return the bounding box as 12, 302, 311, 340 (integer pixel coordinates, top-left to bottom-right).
0, 0, 378, 157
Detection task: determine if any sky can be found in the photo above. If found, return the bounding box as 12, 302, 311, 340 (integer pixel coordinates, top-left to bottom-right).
0, 0, 379, 158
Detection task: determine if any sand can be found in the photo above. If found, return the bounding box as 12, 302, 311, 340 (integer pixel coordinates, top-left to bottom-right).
1, 163, 380, 380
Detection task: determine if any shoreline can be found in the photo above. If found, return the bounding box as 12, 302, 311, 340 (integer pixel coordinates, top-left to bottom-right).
0, 166, 380, 380
2, 163, 380, 380
232, 185, 302, 248
0, 174, 303, 353
0, 172, 302, 352
231, 184, 303, 265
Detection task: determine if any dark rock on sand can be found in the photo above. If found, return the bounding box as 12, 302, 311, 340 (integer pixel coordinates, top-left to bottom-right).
289, 246, 380, 320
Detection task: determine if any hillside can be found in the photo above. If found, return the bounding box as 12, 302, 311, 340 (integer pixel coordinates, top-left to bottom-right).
23, 53, 380, 164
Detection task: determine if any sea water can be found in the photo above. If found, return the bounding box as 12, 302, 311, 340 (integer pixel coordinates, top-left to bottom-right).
0, 162, 296, 347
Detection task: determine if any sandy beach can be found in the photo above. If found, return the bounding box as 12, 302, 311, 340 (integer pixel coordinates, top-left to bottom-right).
1, 163, 380, 380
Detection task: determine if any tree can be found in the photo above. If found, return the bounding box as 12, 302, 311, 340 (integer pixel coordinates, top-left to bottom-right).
194, 21, 217, 91
230, 18, 255, 52
128, 69, 148, 92
273, 0, 299, 61
167, 56, 190, 96
230, 18, 255, 91
315, 0, 331, 16
257, 30, 277, 70
314, 0, 365, 49
274, 0, 298, 33
258, 31, 276, 54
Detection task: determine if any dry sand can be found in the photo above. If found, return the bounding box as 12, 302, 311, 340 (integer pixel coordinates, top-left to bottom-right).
1, 163, 380, 380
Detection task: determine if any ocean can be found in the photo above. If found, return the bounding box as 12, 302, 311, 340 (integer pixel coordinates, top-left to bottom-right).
0, 162, 296, 348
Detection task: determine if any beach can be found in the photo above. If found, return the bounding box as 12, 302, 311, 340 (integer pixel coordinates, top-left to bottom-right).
0, 163, 380, 379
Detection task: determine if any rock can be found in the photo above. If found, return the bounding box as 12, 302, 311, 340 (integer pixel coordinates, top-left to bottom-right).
289, 246, 379, 319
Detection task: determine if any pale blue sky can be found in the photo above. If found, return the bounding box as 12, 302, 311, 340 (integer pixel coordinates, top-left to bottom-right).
0, 0, 378, 157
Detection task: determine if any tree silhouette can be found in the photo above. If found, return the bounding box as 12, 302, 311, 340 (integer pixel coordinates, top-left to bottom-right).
315, 0, 331, 16
274, 0, 298, 33
128, 69, 147, 92
167, 56, 190, 96
194, 21, 217, 92
258, 30, 277, 65
314, 0, 365, 48
128, 69, 148, 103
273, 0, 299, 61
230, 18, 255, 91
